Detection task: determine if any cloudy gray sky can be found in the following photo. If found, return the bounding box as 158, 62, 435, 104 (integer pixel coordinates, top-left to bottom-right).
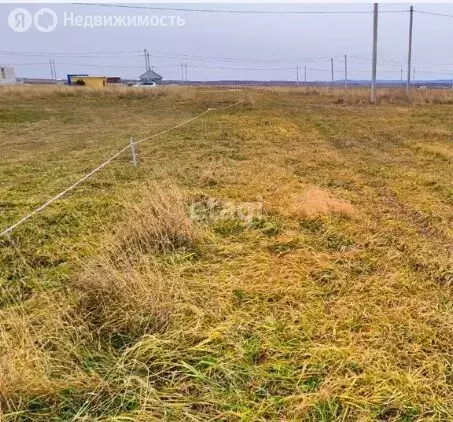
2, 3, 453, 81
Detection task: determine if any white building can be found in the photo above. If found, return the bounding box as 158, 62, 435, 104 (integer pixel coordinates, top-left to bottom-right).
139, 69, 163, 84
0, 66, 16, 85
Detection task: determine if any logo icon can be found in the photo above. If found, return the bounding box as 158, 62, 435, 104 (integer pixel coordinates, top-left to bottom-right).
8, 8, 33, 32
34, 8, 58, 32
8, 7, 58, 32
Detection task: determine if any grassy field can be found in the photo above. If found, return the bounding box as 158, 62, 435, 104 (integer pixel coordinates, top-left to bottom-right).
1, 86, 453, 421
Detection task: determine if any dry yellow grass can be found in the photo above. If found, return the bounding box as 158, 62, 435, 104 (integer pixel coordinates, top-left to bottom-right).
115, 183, 198, 254
416, 142, 453, 161
287, 186, 356, 218
1, 85, 453, 421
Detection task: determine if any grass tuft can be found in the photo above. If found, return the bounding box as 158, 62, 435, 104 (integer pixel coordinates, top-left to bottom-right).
116, 183, 198, 255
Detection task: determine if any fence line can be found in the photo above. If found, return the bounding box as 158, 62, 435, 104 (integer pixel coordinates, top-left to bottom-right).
0, 100, 244, 237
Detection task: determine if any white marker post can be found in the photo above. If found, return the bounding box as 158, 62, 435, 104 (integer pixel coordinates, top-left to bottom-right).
129, 137, 138, 167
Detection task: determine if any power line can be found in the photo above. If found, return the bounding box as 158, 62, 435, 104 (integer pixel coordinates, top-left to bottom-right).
414, 9, 453, 19
0, 50, 142, 56
0, 50, 338, 64
10, 54, 453, 70
7, 60, 424, 77
0, 51, 143, 59
75, 3, 453, 19
11, 48, 453, 68
75, 3, 409, 15
7, 58, 453, 74
351, 55, 403, 67
351, 55, 453, 68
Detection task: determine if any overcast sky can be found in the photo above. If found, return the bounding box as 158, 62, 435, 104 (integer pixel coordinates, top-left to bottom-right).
2, 3, 453, 81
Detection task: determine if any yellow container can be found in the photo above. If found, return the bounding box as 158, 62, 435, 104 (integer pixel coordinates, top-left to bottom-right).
69, 76, 106, 88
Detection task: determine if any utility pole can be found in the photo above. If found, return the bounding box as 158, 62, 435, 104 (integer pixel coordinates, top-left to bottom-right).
147, 52, 152, 71
304, 66, 307, 84
180, 63, 184, 85
144, 49, 148, 72
49, 59, 56, 83
185, 63, 188, 82
413, 67, 416, 85
406, 5, 414, 96
371, 3, 378, 103
49, 60, 53, 82
296, 66, 299, 86
344, 54, 348, 88
331, 58, 334, 86
52, 60, 57, 83
400, 65, 403, 87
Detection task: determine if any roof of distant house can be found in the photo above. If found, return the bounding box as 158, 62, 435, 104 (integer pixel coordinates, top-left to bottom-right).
139, 69, 163, 80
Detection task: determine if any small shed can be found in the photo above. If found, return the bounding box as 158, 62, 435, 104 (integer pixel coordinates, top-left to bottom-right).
69, 75, 106, 88
139, 69, 163, 84
0, 66, 16, 85
67, 74, 88, 85
106, 77, 122, 85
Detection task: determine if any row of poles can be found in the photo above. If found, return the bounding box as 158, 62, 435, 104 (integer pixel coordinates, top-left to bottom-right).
50, 3, 413, 102
371, 4, 414, 103
295, 4, 414, 103
296, 57, 417, 89
166, 3, 415, 103
51, 54, 416, 90
145, 49, 188, 85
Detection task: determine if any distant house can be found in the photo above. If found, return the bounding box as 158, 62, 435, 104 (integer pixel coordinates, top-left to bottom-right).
139, 69, 163, 84
0, 66, 16, 85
